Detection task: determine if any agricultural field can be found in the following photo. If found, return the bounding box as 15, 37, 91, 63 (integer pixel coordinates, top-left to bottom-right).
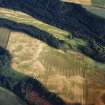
0, 29, 103, 105
0, 1, 105, 105
92, 0, 105, 7
84, 6, 105, 18
0, 87, 27, 105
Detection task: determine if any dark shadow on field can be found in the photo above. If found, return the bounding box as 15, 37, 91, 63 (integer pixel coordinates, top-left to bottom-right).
0, 47, 82, 105
0, 0, 105, 62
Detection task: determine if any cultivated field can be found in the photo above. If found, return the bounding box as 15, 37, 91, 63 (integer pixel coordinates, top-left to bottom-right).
0, 5, 105, 105
2, 30, 105, 105
0, 87, 27, 105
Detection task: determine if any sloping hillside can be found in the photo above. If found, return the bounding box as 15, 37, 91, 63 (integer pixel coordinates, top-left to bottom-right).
0, 0, 105, 105
0, 87, 27, 105
92, 0, 105, 7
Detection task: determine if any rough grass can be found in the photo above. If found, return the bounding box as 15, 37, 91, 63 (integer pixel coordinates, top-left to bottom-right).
84, 4, 105, 18
0, 87, 26, 105
92, 0, 105, 7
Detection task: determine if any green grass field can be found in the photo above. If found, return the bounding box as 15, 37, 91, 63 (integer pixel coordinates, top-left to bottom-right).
0, 87, 27, 105
84, 6, 105, 18
92, 0, 105, 7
